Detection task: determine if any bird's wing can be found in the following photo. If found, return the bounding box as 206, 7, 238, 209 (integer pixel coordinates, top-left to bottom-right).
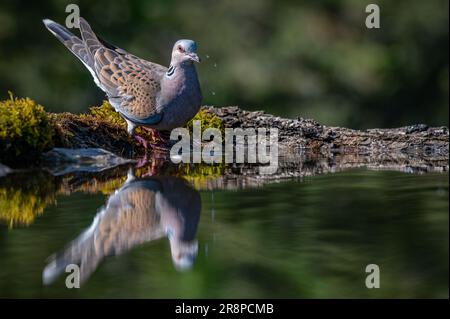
97, 35, 168, 76
78, 18, 166, 123
94, 48, 165, 122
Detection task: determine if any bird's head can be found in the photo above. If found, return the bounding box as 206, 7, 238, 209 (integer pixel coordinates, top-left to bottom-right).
170, 239, 198, 271
171, 39, 201, 65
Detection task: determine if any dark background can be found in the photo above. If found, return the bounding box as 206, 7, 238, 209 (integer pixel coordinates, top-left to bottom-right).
0, 0, 448, 129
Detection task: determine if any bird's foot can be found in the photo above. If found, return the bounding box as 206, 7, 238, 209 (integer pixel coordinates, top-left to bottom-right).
153, 129, 168, 143
142, 127, 169, 144
133, 134, 150, 151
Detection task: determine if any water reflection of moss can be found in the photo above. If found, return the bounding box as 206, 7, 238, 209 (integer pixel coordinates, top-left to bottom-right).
0, 161, 226, 228
132, 161, 225, 190
60, 162, 224, 196
59, 174, 128, 196
96, 176, 128, 195
0, 172, 56, 228
0, 188, 48, 227
0, 92, 55, 163
177, 163, 225, 190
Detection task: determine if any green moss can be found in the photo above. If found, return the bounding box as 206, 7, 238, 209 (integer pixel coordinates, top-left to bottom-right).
86, 100, 126, 128
0, 92, 55, 163
186, 107, 225, 135
68, 175, 127, 195
177, 163, 225, 189
86, 101, 153, 143
89, 101, 224, 133
184, 109, 227, 175
87, 101, 225, 146
0, 94, 226, 164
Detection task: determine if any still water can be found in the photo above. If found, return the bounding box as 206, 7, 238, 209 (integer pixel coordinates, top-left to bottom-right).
0, 168, 448, 298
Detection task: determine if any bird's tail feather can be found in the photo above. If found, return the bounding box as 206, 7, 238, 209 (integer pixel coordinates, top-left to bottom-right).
43, 17, 99, 78
43, 18, 75, 43
78, 17, 102, 57
42, 227, 101, 286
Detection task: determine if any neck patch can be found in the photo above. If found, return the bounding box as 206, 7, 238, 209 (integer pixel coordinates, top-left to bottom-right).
166, 65, 176, 77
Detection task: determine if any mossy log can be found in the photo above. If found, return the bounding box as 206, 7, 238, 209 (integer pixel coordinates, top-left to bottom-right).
205, 106, 449, 158
0, 95, 448, 168
52, 105, 448, 161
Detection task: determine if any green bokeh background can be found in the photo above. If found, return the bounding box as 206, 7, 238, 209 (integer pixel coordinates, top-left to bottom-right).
0, 0, 448, 129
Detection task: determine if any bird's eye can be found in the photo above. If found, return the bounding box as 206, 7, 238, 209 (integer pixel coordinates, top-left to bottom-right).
177, 45, 185, 53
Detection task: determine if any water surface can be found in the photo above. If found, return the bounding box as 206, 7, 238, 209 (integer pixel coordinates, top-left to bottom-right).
0, 168, 448, 298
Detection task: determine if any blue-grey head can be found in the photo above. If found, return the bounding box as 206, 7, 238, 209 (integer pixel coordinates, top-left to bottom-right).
171, 39, 200, 65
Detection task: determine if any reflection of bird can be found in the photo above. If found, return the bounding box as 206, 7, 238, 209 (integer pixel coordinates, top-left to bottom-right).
43, 173, 201, 285
43, 17, 202, 148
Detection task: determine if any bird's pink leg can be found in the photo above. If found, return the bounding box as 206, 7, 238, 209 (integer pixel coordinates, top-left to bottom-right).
152, 129, 165, 142
142, 127, 167, 143
133, 134, 150, 150
133, 134, 152, 167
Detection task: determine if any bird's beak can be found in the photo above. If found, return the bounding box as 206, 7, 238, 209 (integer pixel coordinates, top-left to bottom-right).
188, 53, 201, 63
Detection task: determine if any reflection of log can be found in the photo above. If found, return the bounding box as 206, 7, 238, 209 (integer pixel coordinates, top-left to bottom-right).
1, 148, 448, 227
44, 152, 450, 193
